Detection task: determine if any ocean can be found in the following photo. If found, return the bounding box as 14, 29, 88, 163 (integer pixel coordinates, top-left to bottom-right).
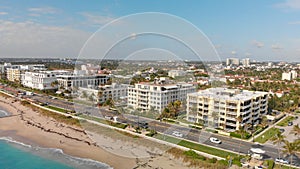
0, 137, 112, 169
0, 106, 112, 169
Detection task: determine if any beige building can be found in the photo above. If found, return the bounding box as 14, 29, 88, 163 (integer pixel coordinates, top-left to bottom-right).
7, 68, 22, 82
186, 88, 268, 131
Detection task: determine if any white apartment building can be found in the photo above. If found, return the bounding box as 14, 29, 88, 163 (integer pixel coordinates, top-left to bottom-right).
282, 70, 298, 81
78, 83, 129, 103
57, 74, 109, 90
22, 70, 71, 90
168, 70, 186, 78
128, 82, 196, 112
186, 88, 268, 131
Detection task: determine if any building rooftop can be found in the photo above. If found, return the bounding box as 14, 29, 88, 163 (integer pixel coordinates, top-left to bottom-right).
189, 88, 267, 101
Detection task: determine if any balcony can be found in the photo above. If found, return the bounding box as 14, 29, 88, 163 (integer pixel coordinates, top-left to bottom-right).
226, 111, 237, 115
226, 122, 237, 127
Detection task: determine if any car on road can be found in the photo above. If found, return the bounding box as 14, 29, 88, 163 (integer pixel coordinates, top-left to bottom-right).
275, 158, 289, 164
279, 128, 285, 133
209, 137, 221, 144
288, 122, 293, 126
172, 131, 183, 138
138, 121, 149, 129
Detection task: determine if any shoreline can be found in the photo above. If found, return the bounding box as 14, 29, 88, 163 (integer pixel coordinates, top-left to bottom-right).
0, 96, 137, 169
0, 95, 194, 169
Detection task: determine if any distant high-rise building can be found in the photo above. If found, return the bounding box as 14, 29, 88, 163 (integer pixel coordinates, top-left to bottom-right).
226, 58, 240, 66
242, 58, 250, 67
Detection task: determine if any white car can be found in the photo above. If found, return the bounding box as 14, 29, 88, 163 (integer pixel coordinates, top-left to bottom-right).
209, 137, 222, 144
275, 158, 289, 164
172, 131, 183, 138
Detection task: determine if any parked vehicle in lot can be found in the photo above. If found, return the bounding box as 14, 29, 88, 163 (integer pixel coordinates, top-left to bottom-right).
275, 158, 289, 164
209, 137, 222, 144
172, 131, 183, 138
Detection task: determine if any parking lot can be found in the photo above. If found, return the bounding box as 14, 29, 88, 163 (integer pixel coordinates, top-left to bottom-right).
277, 115, 300, 142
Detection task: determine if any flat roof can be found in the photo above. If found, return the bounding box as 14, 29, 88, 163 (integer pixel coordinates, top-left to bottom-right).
188, 88, 267, 101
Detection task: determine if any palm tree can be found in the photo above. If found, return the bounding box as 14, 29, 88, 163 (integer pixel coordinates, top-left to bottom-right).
290, 124, 300, 139
282, 140, 297, 167
271, 132, 286, 159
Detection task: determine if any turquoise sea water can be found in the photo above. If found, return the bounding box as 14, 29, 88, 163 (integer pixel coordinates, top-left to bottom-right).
0, 138, 112, 169
0, 106, 112, 169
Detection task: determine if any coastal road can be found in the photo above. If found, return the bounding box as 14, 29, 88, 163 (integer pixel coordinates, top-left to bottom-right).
0, 85, 292, 163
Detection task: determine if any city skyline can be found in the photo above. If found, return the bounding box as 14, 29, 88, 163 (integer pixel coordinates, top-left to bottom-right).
0, 0, 300, 61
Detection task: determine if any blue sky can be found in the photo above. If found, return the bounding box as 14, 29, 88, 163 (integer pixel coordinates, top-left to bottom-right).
0, 0, 300, 61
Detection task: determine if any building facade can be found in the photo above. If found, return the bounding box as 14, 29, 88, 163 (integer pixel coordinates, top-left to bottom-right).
128, 82, 196, 112
22, 70, 71, 90
226, 58, 240, 66
186, 88, 268, 131
78, 83, 128, 103
168, 70, 186, 78
57, 74, 109, 90
282, 70, 298, 81
6, 68, 22, 82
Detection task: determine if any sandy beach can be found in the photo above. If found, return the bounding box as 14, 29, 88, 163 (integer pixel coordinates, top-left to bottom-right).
0, 94, 194, 169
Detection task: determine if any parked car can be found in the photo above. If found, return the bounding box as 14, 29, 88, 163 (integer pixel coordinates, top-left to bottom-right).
209, 137, 222, 144
279, 128, 285, 133
275, 158, 289, 164
288, 122, 293, 126
172, 131, 183, 138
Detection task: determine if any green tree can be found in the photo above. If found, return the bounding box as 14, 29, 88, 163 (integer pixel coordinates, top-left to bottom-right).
282, 140, 298, 167
290, 124, 300, 139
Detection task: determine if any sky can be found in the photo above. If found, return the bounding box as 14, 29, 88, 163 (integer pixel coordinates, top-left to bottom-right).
0, 0, 300, 62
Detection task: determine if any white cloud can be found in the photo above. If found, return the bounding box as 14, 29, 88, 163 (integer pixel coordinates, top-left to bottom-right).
288, 21, 300, 25
271, 44, 283, 50
0, 20, 91, 57
245, 52, 251, 56
80, 12, 115, 26
252, 40, 264, 48
28, 7, 60, 14
274, 0, 300, 10
0, 12, 8, 15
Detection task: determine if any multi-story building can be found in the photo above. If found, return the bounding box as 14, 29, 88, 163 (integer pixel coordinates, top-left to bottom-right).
22, 70, 71, 90
57, 74, 109, 90
128, 82, 196, 112
282, 70, 298, 81
6, 67, 22, 82
186, 88, 268, 131
78, 83, 129, 103
168, 70, 186, 78
242, 58, 250, 67
226, 58, 240, 66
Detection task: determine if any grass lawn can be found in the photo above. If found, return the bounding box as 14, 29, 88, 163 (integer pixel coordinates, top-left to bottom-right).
254, 127, 280, 143
154, 133, 241, 159
45, 105, 69, 113
277, 116, 295, 127
79, 114, 127, 129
